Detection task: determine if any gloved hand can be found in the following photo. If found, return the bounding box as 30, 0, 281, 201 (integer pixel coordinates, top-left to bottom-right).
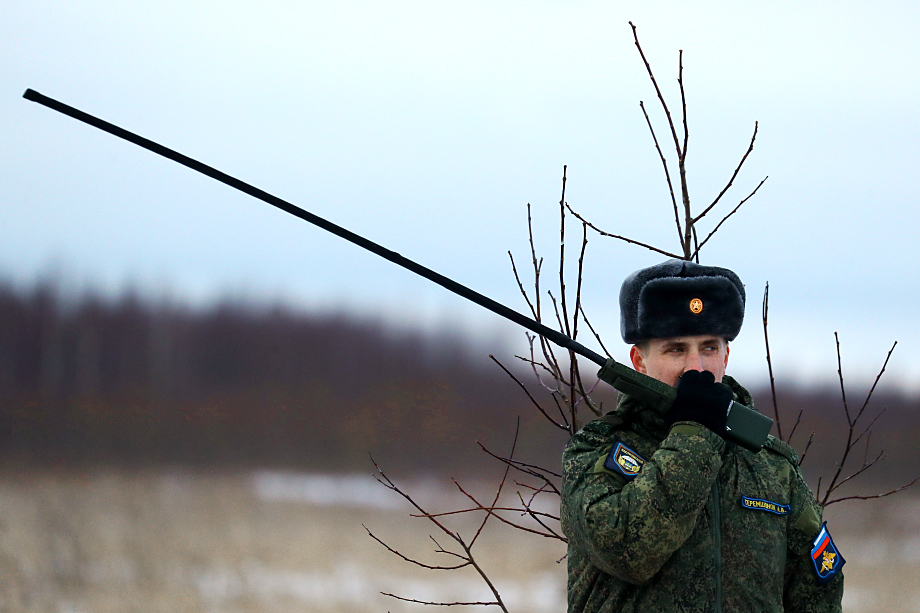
665, 370, 733, 437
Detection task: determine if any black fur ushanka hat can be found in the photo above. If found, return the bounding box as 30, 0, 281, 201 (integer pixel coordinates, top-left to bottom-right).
619, 259, 745, 344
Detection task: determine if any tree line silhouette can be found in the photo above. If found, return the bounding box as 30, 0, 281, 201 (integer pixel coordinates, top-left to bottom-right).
1, 279, 915, 490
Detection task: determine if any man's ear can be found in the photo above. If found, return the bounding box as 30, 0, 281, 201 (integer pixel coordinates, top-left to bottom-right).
630, 345, 647, 374
724, 343, 730, 370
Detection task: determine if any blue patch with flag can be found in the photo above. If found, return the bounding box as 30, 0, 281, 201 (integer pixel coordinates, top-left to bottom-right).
603, 442, 646, 482
810, 523, 845, 585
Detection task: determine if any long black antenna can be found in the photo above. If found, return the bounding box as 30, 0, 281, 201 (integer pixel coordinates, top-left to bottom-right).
23, 88, 776, 449
23, 88, 606, 366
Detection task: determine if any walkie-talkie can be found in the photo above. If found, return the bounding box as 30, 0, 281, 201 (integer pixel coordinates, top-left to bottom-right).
596, 358, 773, 451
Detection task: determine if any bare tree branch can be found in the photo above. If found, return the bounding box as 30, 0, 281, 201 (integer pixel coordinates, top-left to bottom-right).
691, 176, 767, 259
490, 354, 569, 431
367, 457, 510, 612
787, 410, 805, 449
679, 49, 689, 172
629, 21, 681, 165
824, 475, 920, 506
508, 251, 538, 320
565, 203, 683, 259
798, 432, 815, 467
820, 337, 900, 505
364, 526, 470, 571
578, 303, 613, 361
381, 593, 501, 607
692, 122, 759, 224
639, 99, 683, 248
559, 166, 572, 339
761, 282, 782, 441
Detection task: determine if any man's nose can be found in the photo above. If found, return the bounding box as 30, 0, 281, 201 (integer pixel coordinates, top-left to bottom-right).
684, 352, 704, 373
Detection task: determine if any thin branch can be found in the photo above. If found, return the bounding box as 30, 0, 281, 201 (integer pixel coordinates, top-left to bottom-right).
677, 57, 692, 260
761, 281, 782, 441
834, 449, 886, 489
521, 334, 562, 394
516, 490, 566, 541
559, 165, 571, 339
693, 122, 759, 223
364, 526, 469, 571
508, 251, 538, 320
798, 432, 815, 467
548, 291, 567, 342
415, 505, 560, 526
691, 176, 767, 259
469, 419, 521, 547
490, 354, 569, 431
578, 303, 613, 360
566, 203, 683, 259
835, 332, 852, 426
679, 49, 689, 170
820, 335, 856, 504
381, 593, 500, 608
824, 475, 920, 506
430, 493, 564, 541
572, 221, 587, 345
478, 442, 563, 483
527, 203, 542, 318
630, 21, 681, 163
371, 456, 457, 539
569, 222, 596, 419
691, 224, 700, 264
852, 341, 898, 425
516, 350, 568, 386
524, 201, 560, 382
820, 337, 899, 505
851, 407, 886, 448
639, 99, 683, 248
368, 457, 509, 612
787, 410, 805, 448
548, 287, 579, 431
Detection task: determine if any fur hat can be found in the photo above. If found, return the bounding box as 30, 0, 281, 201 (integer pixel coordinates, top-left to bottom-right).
619, 259, 745, 344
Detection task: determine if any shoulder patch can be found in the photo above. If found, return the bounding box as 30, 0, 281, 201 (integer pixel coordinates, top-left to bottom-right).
763, 435, 799, 464
811, 523, 845, 584
602, 442, 647, 481
598, 412, 626, 429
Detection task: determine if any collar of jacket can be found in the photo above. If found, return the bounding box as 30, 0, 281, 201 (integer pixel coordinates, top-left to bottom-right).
612, 375, 754, 441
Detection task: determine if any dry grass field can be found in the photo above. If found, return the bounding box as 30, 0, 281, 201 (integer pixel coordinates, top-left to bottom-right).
0, 469, 917, 612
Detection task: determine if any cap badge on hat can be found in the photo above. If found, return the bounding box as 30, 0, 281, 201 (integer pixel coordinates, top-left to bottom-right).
689, 298, 704, 314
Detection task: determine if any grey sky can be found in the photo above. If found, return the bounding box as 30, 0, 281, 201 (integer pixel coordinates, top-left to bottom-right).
4, 1, 919, 392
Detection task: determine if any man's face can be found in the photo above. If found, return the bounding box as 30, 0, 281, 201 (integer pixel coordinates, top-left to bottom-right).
629, 335, 730, 388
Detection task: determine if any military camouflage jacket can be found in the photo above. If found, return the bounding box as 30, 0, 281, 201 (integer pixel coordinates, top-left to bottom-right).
561, 376, 844, 612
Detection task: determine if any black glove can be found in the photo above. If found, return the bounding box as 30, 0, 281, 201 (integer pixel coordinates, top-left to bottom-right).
665, 370, 733, 437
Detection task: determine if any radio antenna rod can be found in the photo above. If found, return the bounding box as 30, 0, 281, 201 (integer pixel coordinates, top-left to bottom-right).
22, 88, 606, 366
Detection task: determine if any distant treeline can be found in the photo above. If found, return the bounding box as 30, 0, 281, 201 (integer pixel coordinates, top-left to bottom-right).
1, 280, 916, 490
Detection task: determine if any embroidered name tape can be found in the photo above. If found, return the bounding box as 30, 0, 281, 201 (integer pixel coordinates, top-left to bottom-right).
604, 442, 646, 481
741, 496, 791, 515
811, 523, 845, 585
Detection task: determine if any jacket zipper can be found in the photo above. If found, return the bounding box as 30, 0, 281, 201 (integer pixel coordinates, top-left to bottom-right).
711, 480, 722, 613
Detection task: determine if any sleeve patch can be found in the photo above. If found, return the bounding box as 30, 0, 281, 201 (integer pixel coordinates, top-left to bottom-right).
603, 442, 647, 482
811, 523, 845, 584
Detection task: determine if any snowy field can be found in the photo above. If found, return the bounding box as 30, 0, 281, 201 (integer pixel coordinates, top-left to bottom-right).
0, 469, 916, 612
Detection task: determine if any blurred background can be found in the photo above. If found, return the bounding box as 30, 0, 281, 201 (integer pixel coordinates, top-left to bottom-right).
3, 1, 919, 611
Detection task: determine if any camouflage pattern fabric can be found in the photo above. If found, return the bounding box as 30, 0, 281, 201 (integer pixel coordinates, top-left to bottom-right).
561, 376, 844, 612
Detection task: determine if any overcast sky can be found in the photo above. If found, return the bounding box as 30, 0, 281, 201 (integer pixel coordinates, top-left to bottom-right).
3, 1, 919, 393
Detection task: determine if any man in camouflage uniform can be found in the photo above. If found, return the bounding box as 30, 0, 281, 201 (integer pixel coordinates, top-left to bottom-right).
561, 259, 844, 612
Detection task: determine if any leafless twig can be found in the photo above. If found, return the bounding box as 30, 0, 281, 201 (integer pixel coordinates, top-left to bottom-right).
366, 456, 510, 611
819, 338, 915, 506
